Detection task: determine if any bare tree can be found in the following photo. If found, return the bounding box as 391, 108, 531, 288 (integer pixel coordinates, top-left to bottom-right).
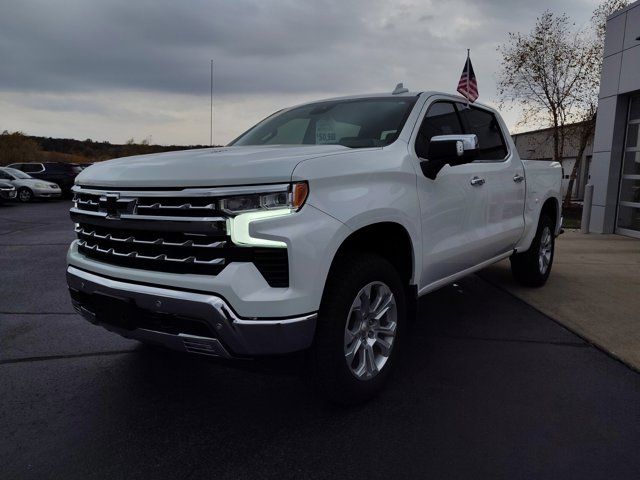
563, 0, 628, 207
497, 0, 627, 207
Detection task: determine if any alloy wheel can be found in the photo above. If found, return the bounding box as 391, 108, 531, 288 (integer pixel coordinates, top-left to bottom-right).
344, 281, 397, 380
538, 226, 552, 274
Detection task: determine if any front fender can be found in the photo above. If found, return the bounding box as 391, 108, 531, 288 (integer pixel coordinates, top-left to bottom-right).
292, 144, 422, 286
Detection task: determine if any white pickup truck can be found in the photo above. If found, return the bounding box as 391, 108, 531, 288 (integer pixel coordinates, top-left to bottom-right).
67, 89, 562, 403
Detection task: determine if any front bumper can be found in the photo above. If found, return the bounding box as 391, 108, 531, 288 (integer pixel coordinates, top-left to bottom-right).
33, 187, 61, 198
0, 189, 17, 200
67, 266, 317, 358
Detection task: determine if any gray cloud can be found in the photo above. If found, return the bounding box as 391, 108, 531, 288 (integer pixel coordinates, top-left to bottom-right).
0, 0, 600, 144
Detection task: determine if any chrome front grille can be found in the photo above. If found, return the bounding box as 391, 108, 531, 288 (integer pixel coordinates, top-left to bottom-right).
76, 240, 225, 265
76, 225, 227, 249
71, 185, 289, 286
75, 224, 227, 270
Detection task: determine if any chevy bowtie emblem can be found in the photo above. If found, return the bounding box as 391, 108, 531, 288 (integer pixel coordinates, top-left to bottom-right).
99, 193, 137, 218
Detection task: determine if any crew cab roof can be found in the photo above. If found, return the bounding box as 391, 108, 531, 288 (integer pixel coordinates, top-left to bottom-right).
288, 90, 495, 113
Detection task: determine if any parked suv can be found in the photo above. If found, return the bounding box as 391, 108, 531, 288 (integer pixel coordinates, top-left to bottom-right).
66, 90, 562, 403
8, 162, 81, 196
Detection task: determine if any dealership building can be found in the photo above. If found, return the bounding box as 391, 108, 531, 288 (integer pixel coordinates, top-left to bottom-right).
589, 0, 640, 238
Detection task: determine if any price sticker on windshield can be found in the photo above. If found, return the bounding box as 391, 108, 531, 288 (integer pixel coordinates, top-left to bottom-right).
316, 119, 337, 144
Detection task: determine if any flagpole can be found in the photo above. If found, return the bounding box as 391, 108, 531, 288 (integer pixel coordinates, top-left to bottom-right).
466, 49, 470, 109
210, 59, 213, 147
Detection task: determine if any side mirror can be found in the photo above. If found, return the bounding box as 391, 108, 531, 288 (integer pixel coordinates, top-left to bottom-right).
420, 134, 479, 180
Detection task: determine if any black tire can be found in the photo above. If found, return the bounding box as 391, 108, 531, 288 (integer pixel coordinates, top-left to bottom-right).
310, 253, 406, 405
18, 187, 33, 203
510, 214, 555, 287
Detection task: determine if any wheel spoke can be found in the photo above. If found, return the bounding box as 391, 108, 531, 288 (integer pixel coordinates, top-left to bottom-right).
345, 337, 362, 365
359, 286, 371, 315
364, 344, 378, 377
344, 327, 357, 344
375, 337, 393, 356
373, 293, 393, 321
353, 348, 367, 377
375, 321, 397, 337
344, 312, 361, 345
370, 286, 384, 314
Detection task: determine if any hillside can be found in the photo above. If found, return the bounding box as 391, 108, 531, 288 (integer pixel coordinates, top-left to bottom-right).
0, 130, 217, 166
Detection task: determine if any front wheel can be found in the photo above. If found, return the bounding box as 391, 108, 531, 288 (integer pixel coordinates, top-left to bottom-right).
18, 187, 33, 203
510, 214, 555, 287
310, 253, 405, 405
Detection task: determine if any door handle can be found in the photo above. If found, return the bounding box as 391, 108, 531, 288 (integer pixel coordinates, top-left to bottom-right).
513, 173, 525, 183
470, 176, 485, 186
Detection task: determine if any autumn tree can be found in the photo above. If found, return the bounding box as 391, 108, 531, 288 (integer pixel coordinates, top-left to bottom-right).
0, 131, 40, 165
497, 0, 628, 207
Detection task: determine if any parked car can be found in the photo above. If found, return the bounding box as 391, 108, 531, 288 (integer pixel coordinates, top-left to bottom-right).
0, 167, 62, 202
75, 163, 94, 170
7, 162, 81, 196
0, 180, 17, 203
66, 89, 562, 404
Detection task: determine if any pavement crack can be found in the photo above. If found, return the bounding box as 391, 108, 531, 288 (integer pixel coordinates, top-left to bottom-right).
0, 349, 137, 365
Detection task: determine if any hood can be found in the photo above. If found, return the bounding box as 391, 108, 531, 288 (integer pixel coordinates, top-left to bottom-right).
13, 178, 58, 188
76, 145, 353, 188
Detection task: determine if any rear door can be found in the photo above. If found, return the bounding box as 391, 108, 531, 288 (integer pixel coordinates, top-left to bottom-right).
40, 163, 66, 185
457, 104, 525, 258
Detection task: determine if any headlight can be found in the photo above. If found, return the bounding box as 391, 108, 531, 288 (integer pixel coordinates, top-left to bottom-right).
225, 182, 309, 248
220, 182, 308, 214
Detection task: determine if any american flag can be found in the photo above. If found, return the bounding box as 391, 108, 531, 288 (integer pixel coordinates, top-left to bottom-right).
457, 54, 478, 103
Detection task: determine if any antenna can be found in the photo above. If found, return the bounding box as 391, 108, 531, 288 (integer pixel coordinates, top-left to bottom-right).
210, 59, 213, 147
392, 83, 409, 95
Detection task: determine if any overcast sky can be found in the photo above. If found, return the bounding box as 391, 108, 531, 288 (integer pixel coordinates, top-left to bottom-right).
0, 0, 600, 146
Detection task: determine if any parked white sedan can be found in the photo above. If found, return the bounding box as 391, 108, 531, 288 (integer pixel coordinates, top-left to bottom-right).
0, 167, 62, 202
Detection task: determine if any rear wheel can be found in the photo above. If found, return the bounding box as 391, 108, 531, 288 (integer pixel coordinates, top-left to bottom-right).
310, 253, 405, 404
510, 214, 555, 287
18, 187, 33, 203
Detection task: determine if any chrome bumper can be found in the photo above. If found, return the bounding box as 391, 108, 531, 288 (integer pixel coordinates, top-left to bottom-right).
66, 266, 317, 358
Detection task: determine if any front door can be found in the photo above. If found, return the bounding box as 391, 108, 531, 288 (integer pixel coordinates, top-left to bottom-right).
412, 100, 490, 288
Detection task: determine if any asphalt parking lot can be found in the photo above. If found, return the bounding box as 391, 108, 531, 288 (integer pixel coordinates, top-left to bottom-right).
2, 200, 640, 480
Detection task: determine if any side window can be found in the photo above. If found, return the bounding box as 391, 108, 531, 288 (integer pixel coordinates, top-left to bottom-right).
45, 163, 65, 173
23, 163, 43, 173
8, 163, 23, 171
458, 106, 508, 161
415, 102, 463, 159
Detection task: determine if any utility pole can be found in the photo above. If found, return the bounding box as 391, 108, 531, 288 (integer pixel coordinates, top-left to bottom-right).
210, 59, 213, 147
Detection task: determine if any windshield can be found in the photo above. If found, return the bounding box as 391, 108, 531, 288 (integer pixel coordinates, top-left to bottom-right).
3, 168, 31, 179
230, 96, 418, 148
